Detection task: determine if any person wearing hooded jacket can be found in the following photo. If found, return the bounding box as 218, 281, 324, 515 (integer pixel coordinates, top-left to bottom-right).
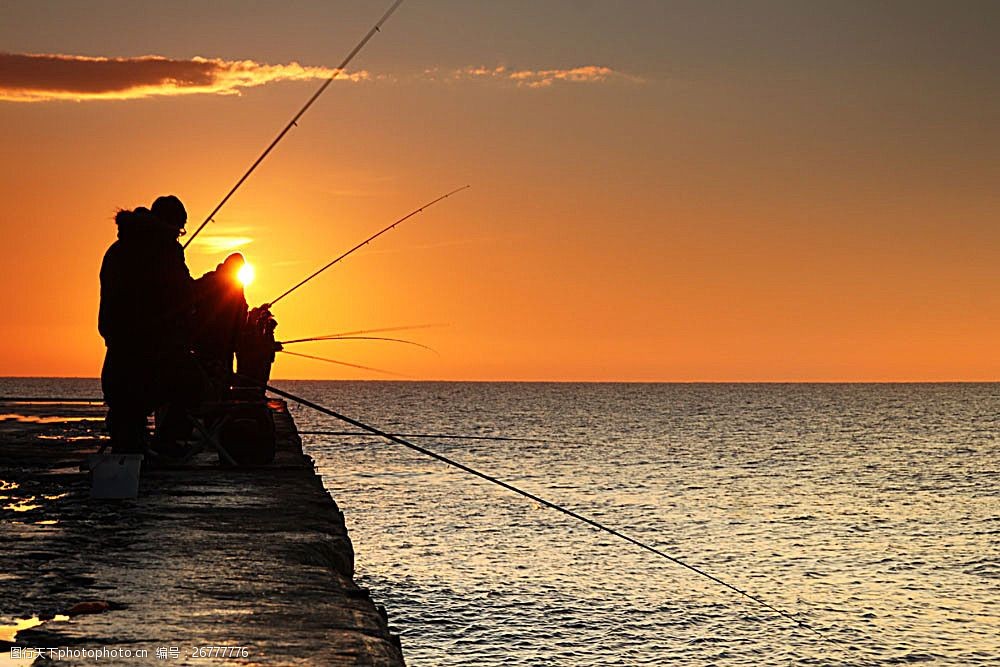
98, 195, 200, 453
192, 252, 249, 393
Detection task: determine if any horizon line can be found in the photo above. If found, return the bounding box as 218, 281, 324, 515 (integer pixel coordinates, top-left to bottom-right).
1, 375, 997, 385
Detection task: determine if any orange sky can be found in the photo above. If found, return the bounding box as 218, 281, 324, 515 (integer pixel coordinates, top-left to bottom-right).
1, 1, 997, 381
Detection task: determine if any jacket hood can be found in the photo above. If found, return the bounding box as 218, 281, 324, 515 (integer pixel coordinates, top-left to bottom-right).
115, 207, 179, 242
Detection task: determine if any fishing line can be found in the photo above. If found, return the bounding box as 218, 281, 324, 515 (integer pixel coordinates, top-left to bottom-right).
256, 380, 842, 645
298, 430, 606, 447
279, 335, 438, 354
280, 323, 443, 343
267, 185, 470, 306
311, 324, 443, 338
184, 0, 406, 248
278, 349, 406, 377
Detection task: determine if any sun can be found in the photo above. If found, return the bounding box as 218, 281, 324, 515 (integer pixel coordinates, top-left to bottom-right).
237, 262, 255, 286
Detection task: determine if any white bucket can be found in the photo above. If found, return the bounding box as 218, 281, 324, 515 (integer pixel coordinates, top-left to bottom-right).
89, 453, 143, 499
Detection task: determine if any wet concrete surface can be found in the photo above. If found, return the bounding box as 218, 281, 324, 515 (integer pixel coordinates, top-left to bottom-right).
0, 398, 404, 666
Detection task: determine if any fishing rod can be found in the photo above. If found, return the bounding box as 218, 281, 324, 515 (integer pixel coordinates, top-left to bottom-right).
279, 349, 405, 377
282, 323, 442, 341
279, 335, 438, 354
184, 0, 406, 248
267, 185, 470, 306
255, 380, 841, 645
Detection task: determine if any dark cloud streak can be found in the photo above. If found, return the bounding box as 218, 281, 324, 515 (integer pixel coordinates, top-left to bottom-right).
0, 52, 356, 102
0, 52, 636, 102
0, 53, 215, 93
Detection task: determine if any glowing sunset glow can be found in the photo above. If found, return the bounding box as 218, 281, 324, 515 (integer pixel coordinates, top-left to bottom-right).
0, 2, 997, 381
238, 262, 255, 287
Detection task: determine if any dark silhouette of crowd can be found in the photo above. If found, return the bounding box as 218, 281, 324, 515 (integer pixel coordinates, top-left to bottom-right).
98, 195, 278, 455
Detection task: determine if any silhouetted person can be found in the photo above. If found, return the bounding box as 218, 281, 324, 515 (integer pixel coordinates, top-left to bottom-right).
193, 253, 249, 393
98, 195, 200, 453
236, 305, 281, 394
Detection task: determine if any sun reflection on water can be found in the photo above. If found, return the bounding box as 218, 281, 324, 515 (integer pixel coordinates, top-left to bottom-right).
0, 614, 70, 643
0, 414, 104, 424
3, 500, 42, 512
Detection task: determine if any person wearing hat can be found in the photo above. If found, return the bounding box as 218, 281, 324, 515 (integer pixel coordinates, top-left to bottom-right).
150, 194, 187, 232
98, 195, 200, 453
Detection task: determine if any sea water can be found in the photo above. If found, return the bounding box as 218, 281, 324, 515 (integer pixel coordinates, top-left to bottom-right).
283, 381, 999, 666
5, 379, 997, 665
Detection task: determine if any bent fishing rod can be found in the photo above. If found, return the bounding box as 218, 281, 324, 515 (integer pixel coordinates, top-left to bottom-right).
278, 349, 405, 377
253, 380, 842, 646
184, 0, 406, 248
267, 185, 470, 306
319, 324, 441, 336
281, 323, 443, 341
279, 335, 438, 354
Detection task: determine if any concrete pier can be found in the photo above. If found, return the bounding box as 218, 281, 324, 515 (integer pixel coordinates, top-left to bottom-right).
0, 397, 404, 666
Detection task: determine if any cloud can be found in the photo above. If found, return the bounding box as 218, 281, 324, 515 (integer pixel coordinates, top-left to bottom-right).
188, 235, 254, 255
451, 65, 640, 88
0, 52, 368, 102
0, 52, 638, 102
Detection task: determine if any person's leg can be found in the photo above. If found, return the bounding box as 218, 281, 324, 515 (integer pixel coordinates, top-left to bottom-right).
108, 406, 148, 454
152, 350, 207, 449
103, 351, 149, 454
